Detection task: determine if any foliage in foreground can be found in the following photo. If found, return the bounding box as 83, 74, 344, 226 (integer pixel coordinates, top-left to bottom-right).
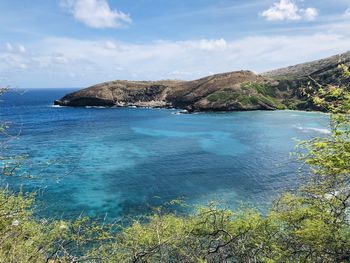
0, 67, 350, 262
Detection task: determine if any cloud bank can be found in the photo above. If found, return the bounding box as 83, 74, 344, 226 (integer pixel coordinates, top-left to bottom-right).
1, 32, 350, 88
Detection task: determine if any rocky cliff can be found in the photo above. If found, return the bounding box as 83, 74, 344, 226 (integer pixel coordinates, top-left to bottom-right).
55, 51, 350, 112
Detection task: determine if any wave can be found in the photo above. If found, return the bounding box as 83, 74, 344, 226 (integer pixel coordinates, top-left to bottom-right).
172, 109, 189, 115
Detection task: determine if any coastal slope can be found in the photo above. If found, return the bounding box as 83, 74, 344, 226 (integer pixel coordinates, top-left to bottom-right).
55, 51, 350, 112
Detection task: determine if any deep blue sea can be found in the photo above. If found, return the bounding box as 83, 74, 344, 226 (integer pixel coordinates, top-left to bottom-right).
0, 89, 330, 219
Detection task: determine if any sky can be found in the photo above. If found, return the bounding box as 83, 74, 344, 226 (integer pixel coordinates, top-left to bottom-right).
0, 0, 350, 88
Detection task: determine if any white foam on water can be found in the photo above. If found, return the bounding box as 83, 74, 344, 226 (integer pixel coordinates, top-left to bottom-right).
84, 106, 106, 109
51, 104, 63, 108
295, 126, 331, 135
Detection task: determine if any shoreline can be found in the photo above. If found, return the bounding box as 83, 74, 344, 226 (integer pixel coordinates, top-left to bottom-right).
52, 102, 331, 115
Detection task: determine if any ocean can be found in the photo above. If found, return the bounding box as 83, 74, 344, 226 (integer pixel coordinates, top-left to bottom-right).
0, 88, 330, 219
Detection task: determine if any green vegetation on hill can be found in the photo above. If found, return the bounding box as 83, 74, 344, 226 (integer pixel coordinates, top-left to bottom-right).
241, 82, 286, 109
0, 65, 350, 262
207, 90, 240, 103
241, 82, 276, 97
206, 82, 286, 110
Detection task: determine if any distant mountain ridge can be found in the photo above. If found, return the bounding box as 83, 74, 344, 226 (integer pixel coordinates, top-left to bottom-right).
55, 51, 350, 112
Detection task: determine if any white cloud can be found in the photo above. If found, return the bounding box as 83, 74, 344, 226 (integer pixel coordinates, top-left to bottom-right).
171, 70, 201, 77
18, 44, 26, 53
5, 42, 13, 52
18, 63, 27, 69
104, 40, 117, 49
4, 43, 26, 53
195, 39, 227, 51
60, 0, 131, 29
261, 0, 318, 21
302, 8, 318, 21
344, 8, 350, 18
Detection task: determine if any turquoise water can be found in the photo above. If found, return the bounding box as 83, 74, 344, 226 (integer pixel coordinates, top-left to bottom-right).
0, 89, 330, 219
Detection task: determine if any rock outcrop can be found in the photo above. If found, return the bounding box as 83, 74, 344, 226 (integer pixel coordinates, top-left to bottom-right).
55, 51, 350, 112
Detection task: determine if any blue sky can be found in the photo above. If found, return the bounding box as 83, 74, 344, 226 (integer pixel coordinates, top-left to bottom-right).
1, 0, 350, 88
